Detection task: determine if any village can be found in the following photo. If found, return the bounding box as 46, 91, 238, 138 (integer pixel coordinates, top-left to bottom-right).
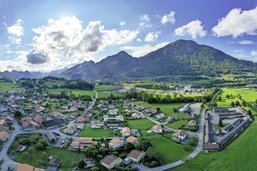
0, 84, 207, 171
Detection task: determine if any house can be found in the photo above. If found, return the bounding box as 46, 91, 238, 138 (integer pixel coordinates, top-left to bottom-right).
188, 120, 197, 127
179, 104, 190, 113
46, 132, 57, 143
63, 123, 77, 135
0, 130, 9, 143
91, 121, 104, 128
46, 156, 62, 171
121, 127, 130, 137
34, 104, 45, 113
16, 163, 44, 171
109, 109, 118, 115
126, 136, 138, 145
172, 130, 188, 141
49, 111, 66, 120
70, 138, 97, 150
131, 113, 141, 119
156, 113, 165, 120
43, 119, 64, 129
152, 125, 163, 133
33, 114, 44, 125
127, 150, 145, 163
100, 155, 123, 170
109, 138, 124, 149
77, 116, 88, 123
21, 117, 37, 131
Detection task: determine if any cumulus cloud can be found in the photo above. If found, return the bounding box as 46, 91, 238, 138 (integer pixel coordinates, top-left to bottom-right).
120, 21, 126, 26
212, 7, 257, 37
139, 14, 152, 28
161, 11, 175, 24
6, 19, 24, 44
32, 16, 138, 60
144, 31, 161, 42
26, 50, 49, 64
174, 20, 207, 39
120, 42, 169, 57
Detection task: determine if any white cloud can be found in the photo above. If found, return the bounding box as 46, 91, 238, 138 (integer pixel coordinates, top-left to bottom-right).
31, 16, 138, 64
139, 14, 152, 28
120, 21, 126, 26
161, 11, 175, 24
251, 51, 257, 56
6, 19, 24, 44
212, 7, 257, 37
144, 31, 161, 42
239, 40, 254, 45
120, 42, 169, 57
175, 20, 207, 39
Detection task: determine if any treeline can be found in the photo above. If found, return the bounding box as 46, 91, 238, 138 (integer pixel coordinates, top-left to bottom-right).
57, 80, 94, 90
134, 82, 175, 90
125, 88, 219, 103
47, 91, 92, 101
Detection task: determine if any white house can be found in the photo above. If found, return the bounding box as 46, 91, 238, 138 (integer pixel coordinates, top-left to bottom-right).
100, 155, 122, 170
172, 130, 188, 141
121, 127, 130, 137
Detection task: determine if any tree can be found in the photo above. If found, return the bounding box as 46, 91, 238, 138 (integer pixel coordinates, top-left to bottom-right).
14, 111, 22, 119
156, 107, 161, 113
78, 160, 86, 168
226, 94, 230, 99
218, 96, 222, 101
230, 101, 235, 107
235, 100, 240, 106
218, 118, 223, 128
124, 142, 135, 152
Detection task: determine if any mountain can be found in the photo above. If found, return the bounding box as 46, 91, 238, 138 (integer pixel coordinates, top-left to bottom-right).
60, 39, 257, 81
0, 70, 46, 80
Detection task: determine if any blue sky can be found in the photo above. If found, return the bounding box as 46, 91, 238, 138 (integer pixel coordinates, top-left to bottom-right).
0, 0, 257, 72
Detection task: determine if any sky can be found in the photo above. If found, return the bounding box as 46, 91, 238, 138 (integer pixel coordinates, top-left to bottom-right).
0, 0, 257, 72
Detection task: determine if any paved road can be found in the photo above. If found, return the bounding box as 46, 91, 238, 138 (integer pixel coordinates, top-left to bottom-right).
0, 90, 99, 171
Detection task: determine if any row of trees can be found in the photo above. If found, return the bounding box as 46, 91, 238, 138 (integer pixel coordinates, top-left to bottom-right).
124, 88, 219, 104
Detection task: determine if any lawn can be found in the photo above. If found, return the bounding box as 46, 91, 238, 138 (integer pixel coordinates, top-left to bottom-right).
166, 120, 188, 129
134, 101, 183, 116
9, 133, 85, 171
0, 81, 17, 92
128, 119, 155, 136
145, 134, 190, 164
172, 121, 257, 171
95, 84, 121, 92
217, 88, 257, 106
78, 127, 113, 138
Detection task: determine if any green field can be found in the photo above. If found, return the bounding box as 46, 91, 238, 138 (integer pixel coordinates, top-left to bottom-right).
9, 134, 85, 171
128, 119, 154, 136
166, 120, 188, 129
146, 134, 190, 164
95, 84, 121, 92
0, 81, 17, 92
135, 101, 183, 116
78, 127, 113, 138
216, 88, 257, 106
172, 120, 257, 171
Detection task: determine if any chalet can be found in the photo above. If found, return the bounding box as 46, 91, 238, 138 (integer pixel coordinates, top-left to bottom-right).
16, 163, 44, 171
156, 113, 165, 119
63, 123, 77, 135
100, 155, 122, 170
172, 130, 188, 141
151, 125, 163, 133
127, 150, 145, 163
121, 127, 130, 137
70, 137, 97, 150
33, 114, 44, 125
131, 113, 141, 119
109, 138, 124, 149
126, 136, 138, 145
34, 104, 45, 113
0, 130, 9, 143
49, 111, 66, 120
188, 120, 197, 127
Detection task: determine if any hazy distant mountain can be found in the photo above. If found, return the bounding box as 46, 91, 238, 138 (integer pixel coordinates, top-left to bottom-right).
0, 70, 46, 80
60, 39, 257, 81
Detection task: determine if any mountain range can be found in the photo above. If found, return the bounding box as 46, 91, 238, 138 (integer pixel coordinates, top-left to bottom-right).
1, 40, 257, 81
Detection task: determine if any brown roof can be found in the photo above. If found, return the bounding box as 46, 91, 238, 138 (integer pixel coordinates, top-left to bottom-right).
49, 111, 65, 120
128, 149, 142, 159
101, 155, 118, 165
126, 136, 138, 143
0, 130, 9, 142
110, 138, 122, 145
16, 163, 44, 171
0, 124, 9, 132
33, 115, 43, 125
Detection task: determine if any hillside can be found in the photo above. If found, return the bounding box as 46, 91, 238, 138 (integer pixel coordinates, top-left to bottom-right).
61, 40, 257, 81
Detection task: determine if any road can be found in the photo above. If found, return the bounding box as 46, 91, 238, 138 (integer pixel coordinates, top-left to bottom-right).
0, 89, 98, 171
